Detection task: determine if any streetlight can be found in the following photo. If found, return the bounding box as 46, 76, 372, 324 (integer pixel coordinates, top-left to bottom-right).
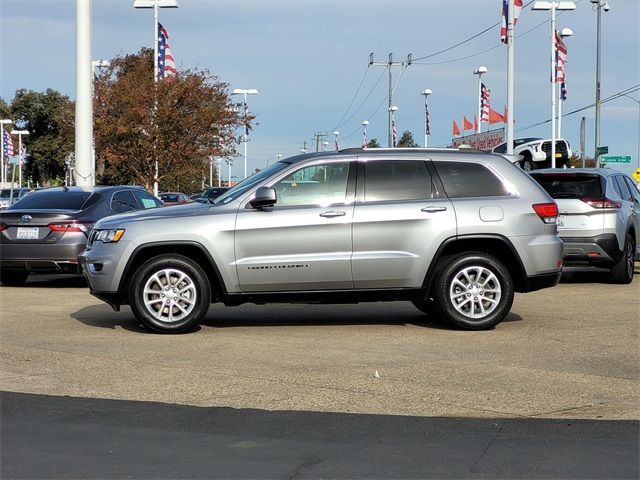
389, 106, 398, 147
532, 1, 576, 168
0, 118, 13, 186
333, 130, 340, 151
361, 120, 369, 148
591, 0, 610, 161
10, 130, 29, 188
620, 94, 640, 169
232, 88, 259, 180
473, 66, 487, 134
322, 142, 328, 152
556, 28, 572, 140
134, 0, 179, 196
421, 89, 432, 147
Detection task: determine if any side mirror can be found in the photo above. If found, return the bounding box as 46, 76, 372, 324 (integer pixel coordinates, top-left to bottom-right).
250, 186, 277, 209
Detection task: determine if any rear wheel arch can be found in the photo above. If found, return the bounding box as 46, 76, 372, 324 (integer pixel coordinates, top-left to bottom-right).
422, 235, 528, 295
118, 242, 226, 303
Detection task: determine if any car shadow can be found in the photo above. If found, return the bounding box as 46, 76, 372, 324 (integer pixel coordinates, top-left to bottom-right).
70, 305, 150, 334
19, 274, 87, 288
560, 262, 640, 284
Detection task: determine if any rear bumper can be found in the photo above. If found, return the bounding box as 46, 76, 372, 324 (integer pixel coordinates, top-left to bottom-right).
561, 234, 621, 266
522, 271, 562, 292
0, 243, 85, 273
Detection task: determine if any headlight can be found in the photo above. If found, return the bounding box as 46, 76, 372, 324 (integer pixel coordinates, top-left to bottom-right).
95, 229, 125, 243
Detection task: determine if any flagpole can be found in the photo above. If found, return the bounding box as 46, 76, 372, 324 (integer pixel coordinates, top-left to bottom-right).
550, 3, 557, 168
506, 0, 515, 156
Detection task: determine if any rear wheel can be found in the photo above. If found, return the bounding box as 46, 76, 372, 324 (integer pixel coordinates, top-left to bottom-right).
129, 254, 211, 333
0, 270, 29, 286
521, 152, 534, 172
611, 234, 635, 284
433, 252, 514, 330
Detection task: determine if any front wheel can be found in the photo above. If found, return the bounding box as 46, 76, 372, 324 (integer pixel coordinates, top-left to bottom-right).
521, 152, 534, 172
129, 254, 211, 333
433, 252, 514, 330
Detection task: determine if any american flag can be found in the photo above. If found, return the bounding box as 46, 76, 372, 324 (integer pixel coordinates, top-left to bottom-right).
243, 101, 249, 137
555, 30, 568, 83
560, 82, 567, 101
425, 99, 431, 136
157, 22, 176, 79
334, 137, 339, 152
362, 127, 368, 149
481, 83, 491, 123
392, 119, 397, 147
2, 128, 13, 156
500, 0, 523, 44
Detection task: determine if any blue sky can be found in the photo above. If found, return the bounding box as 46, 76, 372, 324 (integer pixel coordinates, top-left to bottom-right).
1, 0, 638, 179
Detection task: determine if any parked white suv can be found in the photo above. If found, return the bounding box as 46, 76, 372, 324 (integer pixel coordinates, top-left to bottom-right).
531, 168, 640, 283
493, 138, 572, 171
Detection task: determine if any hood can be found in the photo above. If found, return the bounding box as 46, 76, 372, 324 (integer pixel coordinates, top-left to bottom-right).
96, 202, 212, 229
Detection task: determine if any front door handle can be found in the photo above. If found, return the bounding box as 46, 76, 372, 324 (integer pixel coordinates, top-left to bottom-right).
421, 206, 447, 213
319, 211, 346, 218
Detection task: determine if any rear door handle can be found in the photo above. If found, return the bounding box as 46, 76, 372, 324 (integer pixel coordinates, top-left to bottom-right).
319, 211, 346, 218
421, 206, 447, 213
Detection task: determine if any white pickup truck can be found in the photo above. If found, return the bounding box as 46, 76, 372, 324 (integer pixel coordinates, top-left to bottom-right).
492, 137, 572, 171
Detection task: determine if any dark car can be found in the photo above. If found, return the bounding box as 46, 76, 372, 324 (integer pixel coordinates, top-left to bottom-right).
0, 186, 163, 285
159, 192, 189, 206
194, 187, 229, 203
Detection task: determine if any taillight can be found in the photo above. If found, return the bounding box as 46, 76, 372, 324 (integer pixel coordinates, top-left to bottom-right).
48, 223, 88, 233
532, 202, 559, 224
581, 197, 622, 209
0, 223, 7, 232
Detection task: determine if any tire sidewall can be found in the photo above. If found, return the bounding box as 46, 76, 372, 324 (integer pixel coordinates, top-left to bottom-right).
434, 253, 514, 330
129, 255, 211, 333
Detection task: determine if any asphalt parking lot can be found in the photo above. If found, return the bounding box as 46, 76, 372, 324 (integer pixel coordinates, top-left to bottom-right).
1, 269, 638, 420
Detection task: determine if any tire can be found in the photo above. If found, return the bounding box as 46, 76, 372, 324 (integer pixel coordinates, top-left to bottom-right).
521, 152, 534, 172
0, 270, 29, 286
610, 234, 635, 284
129, 254, 211, 333
433, 252, 514, 330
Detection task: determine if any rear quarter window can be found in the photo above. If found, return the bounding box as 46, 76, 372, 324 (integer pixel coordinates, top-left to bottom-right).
530, 174, 603, 199
433, 161, 509, 198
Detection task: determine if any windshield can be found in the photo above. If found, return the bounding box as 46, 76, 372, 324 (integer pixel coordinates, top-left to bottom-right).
214, 162, 291, 205
160, 194, 178, 202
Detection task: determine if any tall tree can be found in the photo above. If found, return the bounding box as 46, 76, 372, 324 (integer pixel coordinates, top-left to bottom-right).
94, 48, 246, 192
9, 89, 75, 185
366, 138, 381, 148
397, 131, 419, 148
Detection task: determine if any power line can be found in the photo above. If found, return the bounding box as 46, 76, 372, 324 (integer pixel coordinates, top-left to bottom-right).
331, 66, 370, 131
333, 68, 386, 131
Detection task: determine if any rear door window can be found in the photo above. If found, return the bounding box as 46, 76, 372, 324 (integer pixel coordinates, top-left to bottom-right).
111, 190, 138, 213
613, 176, 632, 202
623, 177, 640, 202
530, 173, 603, 199
363, 160, 432, 202
133, 190, 163, 209
433, 161, 509, 198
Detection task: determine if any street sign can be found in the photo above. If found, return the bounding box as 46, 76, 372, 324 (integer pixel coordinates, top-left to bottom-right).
632, 168, 640, 183
596, 146, 609, 155
600, 155, 631, 164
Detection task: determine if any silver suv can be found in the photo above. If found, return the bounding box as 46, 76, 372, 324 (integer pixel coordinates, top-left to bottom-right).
80, 149, 563, 333
530, 168, 640, 283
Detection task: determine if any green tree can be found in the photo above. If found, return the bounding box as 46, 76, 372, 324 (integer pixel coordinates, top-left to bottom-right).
397, 131, 419, 148
9, 89, 75, 185
366, 138, 381, 148
94, 48, 246, 192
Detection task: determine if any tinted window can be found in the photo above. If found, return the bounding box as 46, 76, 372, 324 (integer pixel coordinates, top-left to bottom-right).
9, 189, 92, 210
530, 173, 602, 199
613, 176, 632, 201
364, 160, 431, 202
273, 162, 350, 207
133, 190, 163, 209
434, 162, 509, 198
111, 190, 138, 213
160, 193, 179, 202
493, 143, 506, 153
623, 176, 640, 202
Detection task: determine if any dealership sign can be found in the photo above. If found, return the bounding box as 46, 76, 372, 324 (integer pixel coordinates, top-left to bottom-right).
451, 128, 505, 151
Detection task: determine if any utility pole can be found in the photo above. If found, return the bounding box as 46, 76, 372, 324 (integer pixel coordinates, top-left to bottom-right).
369, 53, 412, 147
314, 132, 327, 152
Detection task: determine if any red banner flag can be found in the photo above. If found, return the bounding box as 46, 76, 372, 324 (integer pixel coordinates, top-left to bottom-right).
452, 121, 461, 136
463, 116, 473, 131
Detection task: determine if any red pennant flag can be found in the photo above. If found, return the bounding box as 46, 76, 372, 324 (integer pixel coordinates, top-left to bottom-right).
463, 116, 473, 131
503, 105, 515, 123
488, 108, 505, 124
452, 121, 461, 136
474, 114, 478, 133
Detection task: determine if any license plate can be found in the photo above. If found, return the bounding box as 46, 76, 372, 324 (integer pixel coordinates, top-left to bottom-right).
16, 227, 39, 240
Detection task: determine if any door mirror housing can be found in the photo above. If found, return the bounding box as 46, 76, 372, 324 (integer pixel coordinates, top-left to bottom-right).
250, 186, 277, 209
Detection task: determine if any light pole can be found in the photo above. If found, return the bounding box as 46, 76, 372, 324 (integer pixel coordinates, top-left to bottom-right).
389, 106, 398, 147
1, 119, 13, 186
322, 142, 328, 152
10, 130, 29, 187
134, 0, 179, 196
591, 0, 610, 161
620, 94, 640, 169
473, 66, 487, 134
532, 1, 576, 168
232, 88, 259, 180
421, 89, 432, 147
361, 120, 369, 148
556, 28, 573, 140
333, 130, 340, 151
